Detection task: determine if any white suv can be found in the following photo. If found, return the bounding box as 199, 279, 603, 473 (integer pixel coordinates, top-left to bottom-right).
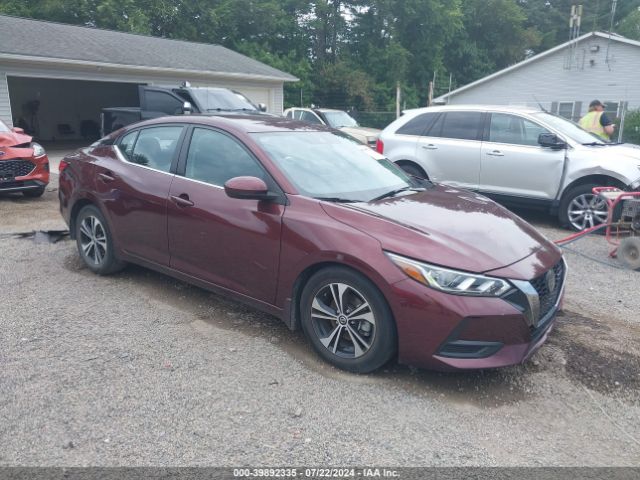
378, 105, 640, 230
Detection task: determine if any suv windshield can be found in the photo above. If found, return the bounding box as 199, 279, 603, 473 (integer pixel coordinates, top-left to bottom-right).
322, 111, 359, 128
252, 131, 414, 202
188, 88, 259, 112
531, 111, 606, 145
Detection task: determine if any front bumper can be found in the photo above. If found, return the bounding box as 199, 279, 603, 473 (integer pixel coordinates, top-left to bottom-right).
0, 155, 50, 192
388, 259, 565, 371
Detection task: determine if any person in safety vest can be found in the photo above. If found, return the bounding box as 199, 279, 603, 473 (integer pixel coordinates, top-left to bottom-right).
579, 99, 615, 141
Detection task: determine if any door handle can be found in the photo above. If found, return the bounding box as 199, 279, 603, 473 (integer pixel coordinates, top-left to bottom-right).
98, 172, 115, 182
421, 144, 438, 150
170, 194, 194, 208
486, 150, 504, 157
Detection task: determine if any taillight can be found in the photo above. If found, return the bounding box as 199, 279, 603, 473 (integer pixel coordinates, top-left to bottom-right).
375, 139, 384, 154
59, 160, 69, 173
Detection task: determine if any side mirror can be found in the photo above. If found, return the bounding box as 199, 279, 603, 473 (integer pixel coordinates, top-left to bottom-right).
11, 127, 24, 134
224, 176, 277, 201
538, 133, 567, 149
182, 101, 193, 115
258, 103, 267, 112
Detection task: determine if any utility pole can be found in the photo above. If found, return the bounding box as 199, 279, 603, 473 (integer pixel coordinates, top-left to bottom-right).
605, 0, 618, 69
396, 82, 401, 119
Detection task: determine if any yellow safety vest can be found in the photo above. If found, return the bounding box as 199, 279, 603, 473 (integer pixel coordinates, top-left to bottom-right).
579, 111, 608, 140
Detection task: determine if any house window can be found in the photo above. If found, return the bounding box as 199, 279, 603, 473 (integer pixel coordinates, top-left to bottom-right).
558, 102, 575, 120
604, 102, 619, 118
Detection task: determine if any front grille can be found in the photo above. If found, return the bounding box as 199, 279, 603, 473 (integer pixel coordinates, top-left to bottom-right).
530, 260, 565, 320
0, 160, 36, 178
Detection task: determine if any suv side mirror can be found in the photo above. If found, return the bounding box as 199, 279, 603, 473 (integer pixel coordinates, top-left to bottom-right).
224, 176, 278, 201
258, 103, 267, 112
538, 133, 567, 149
182, 102, 193, 115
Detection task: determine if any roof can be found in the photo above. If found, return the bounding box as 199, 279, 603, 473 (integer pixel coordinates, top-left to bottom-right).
0, 15, 298, 82
403, 105, 543, 114
435, 31, 640, 101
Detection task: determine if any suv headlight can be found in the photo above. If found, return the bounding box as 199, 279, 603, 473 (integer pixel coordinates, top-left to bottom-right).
31, 142, 46, 158
386, 252, 512, 297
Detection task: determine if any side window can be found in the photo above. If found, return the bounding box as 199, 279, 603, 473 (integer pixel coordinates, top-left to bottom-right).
285, 111, 294, 119
130, 126, 184, 172
396, 113, 438, 136
439, 112, 483, 141
184, 128, 267, 187
145, 91, 184, 115
489, 113, 550, 146
301, 111, 323, 125
118, 130, 139, 161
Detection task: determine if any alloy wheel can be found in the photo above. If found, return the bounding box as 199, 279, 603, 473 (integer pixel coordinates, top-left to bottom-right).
567, 193, 608, 231
79, 216, 108, 266
310, 282, 377, 359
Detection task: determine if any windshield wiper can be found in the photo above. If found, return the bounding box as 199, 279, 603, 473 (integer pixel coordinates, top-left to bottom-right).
582, 142, 606, 146
314, 196, 359, 203
370, 187, 424, 202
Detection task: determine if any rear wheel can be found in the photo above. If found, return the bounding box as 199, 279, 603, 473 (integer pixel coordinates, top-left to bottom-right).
22, 186, 45, 198
75, 205, 126, 275
397, 161, 427, 179
300, 267, 396, 373
559, 183, 609, 231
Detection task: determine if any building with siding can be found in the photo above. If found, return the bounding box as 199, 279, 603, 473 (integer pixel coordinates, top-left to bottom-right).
435, 32, 640, 124
0, 15, 297, 141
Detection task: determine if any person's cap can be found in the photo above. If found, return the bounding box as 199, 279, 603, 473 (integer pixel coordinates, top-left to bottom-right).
589, 99, 605, 108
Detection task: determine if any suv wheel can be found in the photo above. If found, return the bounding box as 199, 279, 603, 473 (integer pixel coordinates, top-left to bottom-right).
75, 205, 126, 275
397, 161, 427, 179
22, 186, 46, 198
300, 267, 396, 373
559, 183, 609, 231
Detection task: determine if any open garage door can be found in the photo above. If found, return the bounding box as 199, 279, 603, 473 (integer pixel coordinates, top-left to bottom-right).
8, 77, 141, 143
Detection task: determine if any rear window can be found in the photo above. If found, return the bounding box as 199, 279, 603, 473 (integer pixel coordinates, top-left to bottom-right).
433, 112, 483, 141
396, 113, 438, 136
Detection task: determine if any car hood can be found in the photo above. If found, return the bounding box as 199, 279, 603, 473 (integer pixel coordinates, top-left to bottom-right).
321, 184, 561, 275
604, 143, 640, 161
0, 130, 32, 148
0, 131, 34, 160
339, 126, 381, 138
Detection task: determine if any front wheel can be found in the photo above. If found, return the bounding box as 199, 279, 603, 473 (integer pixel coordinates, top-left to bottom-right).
300, 267, 396, 373
75, 205, 126, 275
559, 183, 609, 231
22, 186, 46, 198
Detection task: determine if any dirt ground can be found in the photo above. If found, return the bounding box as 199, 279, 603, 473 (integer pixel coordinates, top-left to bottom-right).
1, 173, 639, 466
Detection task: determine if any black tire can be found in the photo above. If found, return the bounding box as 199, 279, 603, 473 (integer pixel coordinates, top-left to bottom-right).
300, 266, 397, 373
75, 205, 126, 275
22, 186, 45, 198
559, 183, 609, 232
397, 161, 428, 179
619, 237, 640, 270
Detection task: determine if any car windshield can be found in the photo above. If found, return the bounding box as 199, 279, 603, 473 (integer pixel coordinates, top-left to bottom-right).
188, 88, 259, 112
0, 120, 10, 133
322, 111, 359, 128
531, 112, 606, 145
252, 131, 414, 202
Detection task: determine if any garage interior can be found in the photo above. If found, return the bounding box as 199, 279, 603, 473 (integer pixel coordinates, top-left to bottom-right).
8, 77, 141, 143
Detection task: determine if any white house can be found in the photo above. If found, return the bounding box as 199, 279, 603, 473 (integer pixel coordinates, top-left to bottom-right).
435, 31, 640, 123
0, 15, 297, 141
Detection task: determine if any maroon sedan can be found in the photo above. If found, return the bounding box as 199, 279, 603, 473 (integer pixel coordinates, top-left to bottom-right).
58, 116, 566, 373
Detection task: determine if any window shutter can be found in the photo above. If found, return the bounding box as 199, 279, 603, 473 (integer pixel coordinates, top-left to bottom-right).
573, 101, 582, 121
550, 102, 558, 114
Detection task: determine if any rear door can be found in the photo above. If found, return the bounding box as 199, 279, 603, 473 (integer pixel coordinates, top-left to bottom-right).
414, 111, 483, 190
479, 113, 565, 200
95, 124, 185, 265
167, 126, 284, 303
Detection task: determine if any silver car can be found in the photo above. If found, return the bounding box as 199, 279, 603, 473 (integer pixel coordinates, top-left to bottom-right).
378, 105, 640, 230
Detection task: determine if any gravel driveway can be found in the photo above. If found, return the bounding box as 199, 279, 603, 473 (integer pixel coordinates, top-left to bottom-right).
1, 175, 639, 466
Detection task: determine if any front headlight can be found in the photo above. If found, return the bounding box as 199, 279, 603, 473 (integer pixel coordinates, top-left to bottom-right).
31, 142, 46, 158
386, 252, 512, 297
